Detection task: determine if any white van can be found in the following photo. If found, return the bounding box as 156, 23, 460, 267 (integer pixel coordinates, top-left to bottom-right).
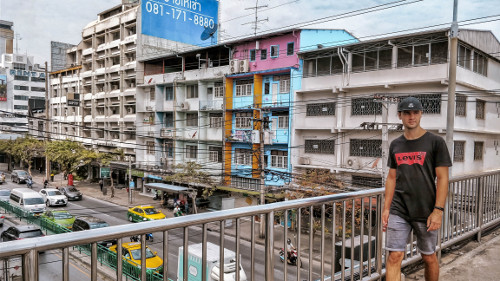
9, 188, 46, 215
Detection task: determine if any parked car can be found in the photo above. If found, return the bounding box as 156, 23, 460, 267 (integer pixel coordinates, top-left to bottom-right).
59, 186, 82, 201
41, 210, 75, 229
109, 242, 163, 273
72, 215, 115, 246
11, 170, 29, 184
127, 205, 166, 222
0, 189, 10, 202
39, 188, 68, 207
1, 225, 44, 241
9, 188, 46, 215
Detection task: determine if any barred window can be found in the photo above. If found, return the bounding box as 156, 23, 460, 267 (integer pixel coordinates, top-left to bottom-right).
209, 146, 223, 163
474, 142, 483, 161
277, 115, 289, 129
350, 139, 382, 157
231, 176, 259, 191
306, 102, 335, 116
235, 148, 252, 166
271, 150, 288, 169
209, 113, 223, 128
305, 139, 335, 154
186, 113, 198, 127
31, 87, 45, 92
352, 98, 382, 116
214, 82, 224, 98
476, 99, 485, 119
352, 175, 383, 188
165, 141, 173, 157
186, 145, 198, 159
146, 141, 155, 155
235, 112, 252, 128
454, 141, 465, 162
165, 86, 174, 100
186, 84, 198, 99
14, 85, 29, 90
164, 112, 174, 127
473, 52, 488, 76
455, 94, 466, 116
278, 75, 290, 93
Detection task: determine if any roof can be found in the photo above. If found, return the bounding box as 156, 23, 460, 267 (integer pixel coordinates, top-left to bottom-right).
14, 225, 41, 231
145, 183, 193, 193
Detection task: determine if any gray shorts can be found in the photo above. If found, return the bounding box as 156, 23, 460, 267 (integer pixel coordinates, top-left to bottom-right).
386, 214, 438, 255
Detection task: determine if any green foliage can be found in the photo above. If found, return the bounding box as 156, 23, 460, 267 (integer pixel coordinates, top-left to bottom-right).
164, 162, 214, 188
0, 136, 44, 176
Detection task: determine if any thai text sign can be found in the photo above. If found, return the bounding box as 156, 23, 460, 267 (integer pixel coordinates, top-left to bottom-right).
141, 0, 219, 46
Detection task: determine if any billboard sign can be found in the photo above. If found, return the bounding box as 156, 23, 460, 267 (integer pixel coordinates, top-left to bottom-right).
0, 75, 6, 102
141, 0, 219, 46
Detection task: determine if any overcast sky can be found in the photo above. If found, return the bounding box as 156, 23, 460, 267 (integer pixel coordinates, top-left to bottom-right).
0, 0, 498, 65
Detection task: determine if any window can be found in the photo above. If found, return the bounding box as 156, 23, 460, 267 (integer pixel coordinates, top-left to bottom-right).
186, 84, 198, 99
305, 139, 335, 154
431, 41, 448, 64
164, 112, 174, 127
474, 142, 483, 161
352, 98, 382, 115
277, 115, 289, 129
214, 82, 224, 98
271, 150, 288, 169
209, 146, 223, 163
14, 75, 29, 81
186, 145, 198, 159
476, 99, 485, 119
287, 42, 294, 56
235, 148, 252, 166
378, 49, 392, 69
31, 87, 45, 92
165, 141, 174, 158
278, 75, 290, 93
231, 176, 259, 190
186, 113, 198, 126
14, 105, 28, 110
397, 46, 413, 67
306, 103, 336, 116
304, 58, 317, 77
150, 88, 155, 101
14, 95, 28, 100
146, 141, 155, 155
454, 141, 465, 162
352, 175, 383, 188
270, 45, 279, 58
350, 139, 382, 157
473, 52, 487, 76
165, 86, 174, 100
317, 56, 331, 75
209, 113, 223, 128
235, 80, 253, 96
413, 44, 430, 65
458, 44, 472, 69
264, 82, 270, 95
455, 94, 466, 117
412, 94, 441, 114
14, 85, 29, 91
260, 49, 267, 60
31, 77, 45, 82
235, 112, 252, 128
249, 49, 256, 61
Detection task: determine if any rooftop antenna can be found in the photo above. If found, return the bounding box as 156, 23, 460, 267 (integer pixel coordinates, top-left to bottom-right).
242, 0, 268, 36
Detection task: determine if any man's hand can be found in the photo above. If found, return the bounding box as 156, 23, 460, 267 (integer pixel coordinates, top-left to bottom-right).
382, 209, 390, 232
427, 209, 443, 231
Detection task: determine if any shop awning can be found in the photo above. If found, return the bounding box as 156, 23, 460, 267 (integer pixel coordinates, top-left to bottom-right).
145, 183, 193, 193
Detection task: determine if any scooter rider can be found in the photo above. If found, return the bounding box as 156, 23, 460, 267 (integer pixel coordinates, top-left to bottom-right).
286, 238, 296, 260
26, 176, 33, 188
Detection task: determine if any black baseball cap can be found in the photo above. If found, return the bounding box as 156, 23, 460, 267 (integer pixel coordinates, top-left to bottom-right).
398, 97, 423, 112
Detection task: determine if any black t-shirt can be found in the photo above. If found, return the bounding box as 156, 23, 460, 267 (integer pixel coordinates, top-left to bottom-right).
388, 132, 452, 222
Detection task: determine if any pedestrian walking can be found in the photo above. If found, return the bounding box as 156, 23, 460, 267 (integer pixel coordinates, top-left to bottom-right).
382, 97, 452, 281
99, 179, 103, 191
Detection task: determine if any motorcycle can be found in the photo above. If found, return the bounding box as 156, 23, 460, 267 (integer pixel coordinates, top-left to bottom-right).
26, 177, 33, 189
279, 248, 301, 267
130, 233, 153, 243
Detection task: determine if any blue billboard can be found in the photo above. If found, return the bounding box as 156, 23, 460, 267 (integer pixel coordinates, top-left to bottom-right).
141, 0, 219, 46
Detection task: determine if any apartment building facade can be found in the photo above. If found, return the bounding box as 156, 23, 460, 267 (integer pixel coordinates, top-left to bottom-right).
293, 29, 500, 188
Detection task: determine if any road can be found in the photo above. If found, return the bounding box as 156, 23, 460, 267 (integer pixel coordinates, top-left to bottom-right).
1, 176, 322, 280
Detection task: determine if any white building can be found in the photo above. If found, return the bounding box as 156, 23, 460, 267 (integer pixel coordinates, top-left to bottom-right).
294, 28, 500, 188
0, 53, 46, 133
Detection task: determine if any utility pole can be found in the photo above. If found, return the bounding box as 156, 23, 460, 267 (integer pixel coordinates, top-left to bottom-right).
373, 95, 398, 184
259, 112, 266, 238
446, 0, 459, 172
242, 0, 268, 36
44, 62, 50, 181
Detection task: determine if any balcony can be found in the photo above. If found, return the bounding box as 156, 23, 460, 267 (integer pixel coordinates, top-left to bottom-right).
160, 127, 174, 138
200, 100, 224, 111
226, 129, 253, 143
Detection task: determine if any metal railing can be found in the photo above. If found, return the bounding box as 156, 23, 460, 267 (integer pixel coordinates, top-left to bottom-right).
0, 169, 499, 281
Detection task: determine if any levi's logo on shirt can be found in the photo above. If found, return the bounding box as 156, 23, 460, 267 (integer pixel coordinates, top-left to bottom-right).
395, 152, 426, 166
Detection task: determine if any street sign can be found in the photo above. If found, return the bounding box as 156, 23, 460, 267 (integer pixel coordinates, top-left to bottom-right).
100, 167, 110, 178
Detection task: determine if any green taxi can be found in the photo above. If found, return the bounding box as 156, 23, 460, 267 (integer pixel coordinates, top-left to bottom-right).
41, 210, 75, 229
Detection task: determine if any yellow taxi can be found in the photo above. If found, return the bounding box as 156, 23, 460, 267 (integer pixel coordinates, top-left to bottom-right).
127, 205, 166, 222
109, 242, 163, 272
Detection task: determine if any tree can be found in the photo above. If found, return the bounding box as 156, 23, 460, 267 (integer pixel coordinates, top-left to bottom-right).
45, 140, 87, 175
0, 136, 44, 176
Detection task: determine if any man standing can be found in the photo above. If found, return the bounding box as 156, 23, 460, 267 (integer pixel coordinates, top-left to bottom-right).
383, 97, 452, 281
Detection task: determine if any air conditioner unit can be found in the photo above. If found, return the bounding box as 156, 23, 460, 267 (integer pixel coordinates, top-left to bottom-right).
264, 131, 273, 145
298, 156, 311, 165
230, 59, 240, 73
239, 59, 249, 73
146, 106, 153, 111
179, 101, 190, 110
346, 157, 361, 169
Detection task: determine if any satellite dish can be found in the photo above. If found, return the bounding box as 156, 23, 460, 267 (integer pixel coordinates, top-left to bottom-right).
200, 24, 218, 41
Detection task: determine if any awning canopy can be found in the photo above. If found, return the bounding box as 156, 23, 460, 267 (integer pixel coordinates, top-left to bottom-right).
145, 183, 194, 193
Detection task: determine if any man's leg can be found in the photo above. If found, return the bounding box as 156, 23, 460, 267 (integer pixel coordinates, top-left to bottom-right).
386, 251, 404, 281
421, 253, 439, 281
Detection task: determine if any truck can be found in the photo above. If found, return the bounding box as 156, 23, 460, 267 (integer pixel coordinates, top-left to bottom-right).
177, 242, 247, 281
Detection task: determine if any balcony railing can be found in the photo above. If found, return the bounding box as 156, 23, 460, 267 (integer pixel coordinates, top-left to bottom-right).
200, 100, 224, 111
226, 129, 253, 143
0, 170, 499, 281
